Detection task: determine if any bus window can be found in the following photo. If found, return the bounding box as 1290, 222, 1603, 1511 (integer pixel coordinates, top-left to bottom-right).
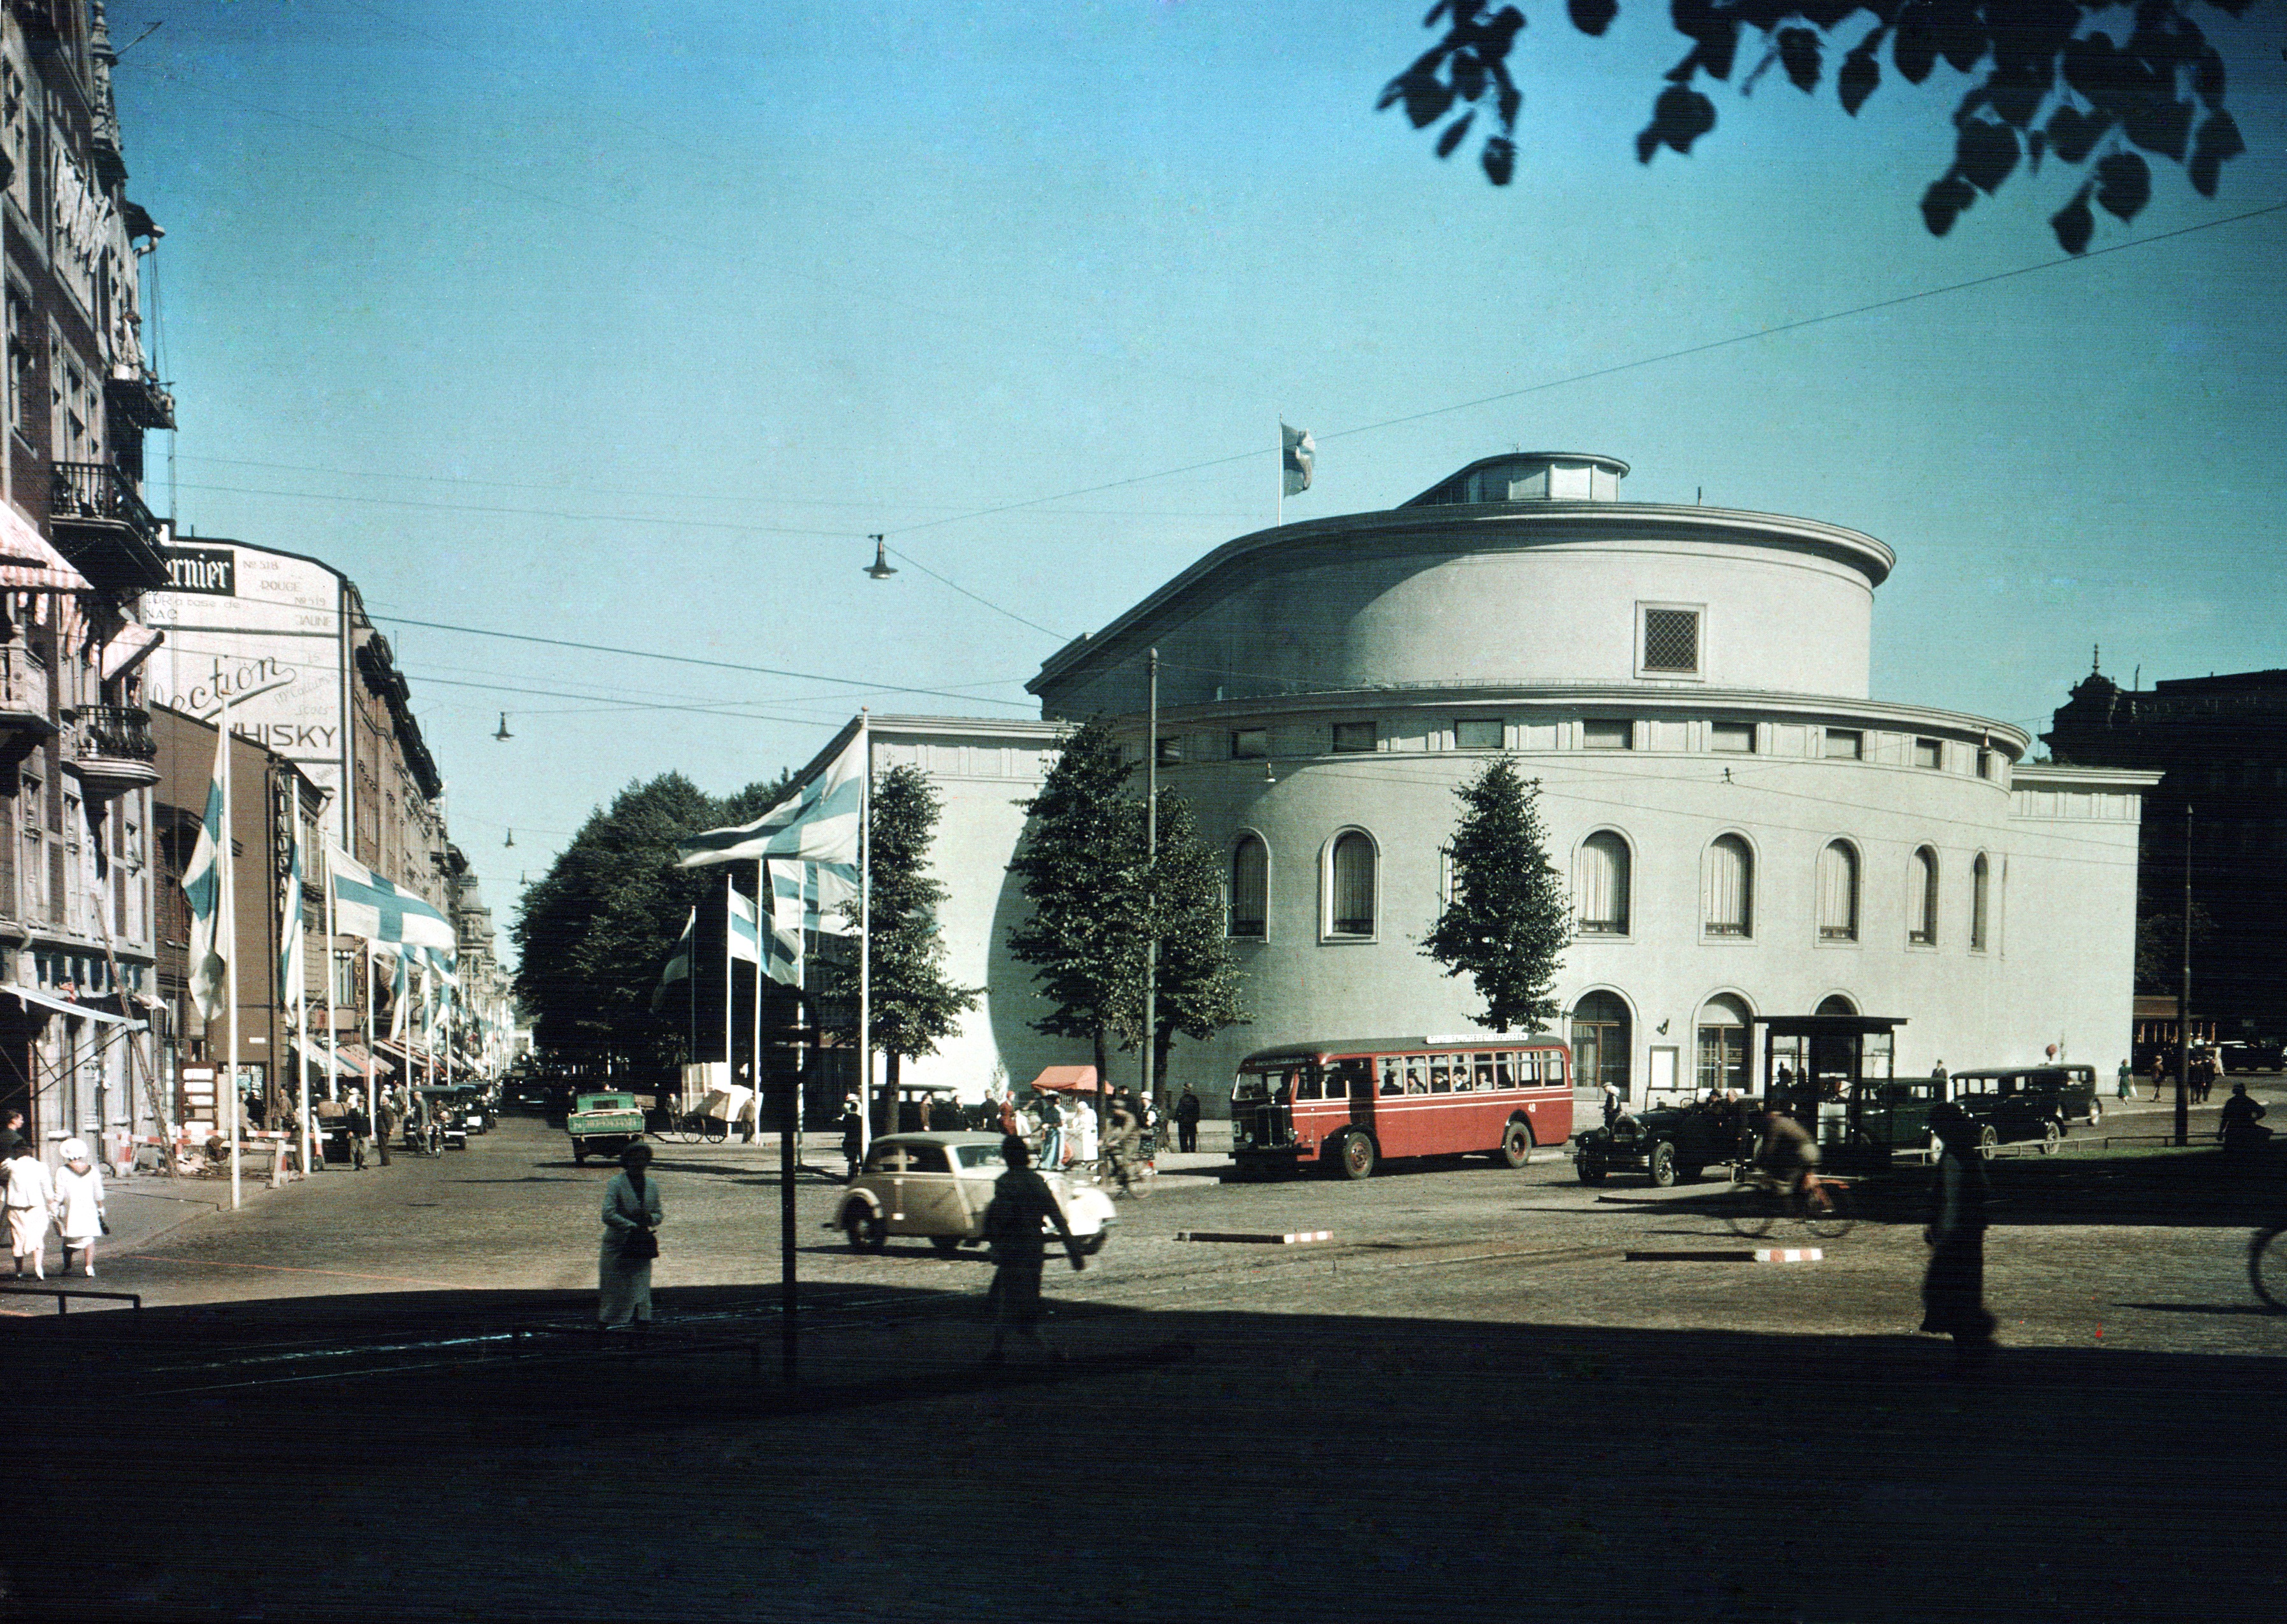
1405, 1057, 1428, 1093
1296, 1070, 1322, 1101
1493, 1052, 1516, 1089
1380, 1060, 1402, 1095
1330, 1059, 1370, 1098
1428, 1058, 1453, 1093
1473, 1055, 1495, 1090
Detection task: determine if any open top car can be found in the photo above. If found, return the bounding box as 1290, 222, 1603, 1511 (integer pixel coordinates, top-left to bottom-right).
835, 1131, 1117, 1256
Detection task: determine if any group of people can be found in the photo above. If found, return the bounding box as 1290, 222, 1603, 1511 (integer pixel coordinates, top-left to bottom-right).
2, 1116, 106, 1281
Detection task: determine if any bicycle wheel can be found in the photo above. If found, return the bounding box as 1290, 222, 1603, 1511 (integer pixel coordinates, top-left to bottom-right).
1803, 1182, 1856, 1239
2251, 1227, 2287, 1312
701, 1116, 728, 1144
1724, 1181, 1777, 1238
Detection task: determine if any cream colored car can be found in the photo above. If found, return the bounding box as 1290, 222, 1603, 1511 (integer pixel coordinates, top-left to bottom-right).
835, 1132, 1116, 1256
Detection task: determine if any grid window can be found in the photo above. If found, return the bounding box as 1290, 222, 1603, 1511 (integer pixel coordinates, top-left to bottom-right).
1824, 729, 1863, 760
1914, 737, 1943, 770
1710, 722, 1755, 753
1642, 608, 1700, 673
1331, 722, 1375, 754
1454, 718, 1502, 750
1230, 836, 1267, 939
1230, 729, 1267, 760
1155, 736, 1183, 767
1581, 719, 1632, 750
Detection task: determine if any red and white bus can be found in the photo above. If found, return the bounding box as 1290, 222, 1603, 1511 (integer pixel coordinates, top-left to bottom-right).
1229, 1036, 1574, 1179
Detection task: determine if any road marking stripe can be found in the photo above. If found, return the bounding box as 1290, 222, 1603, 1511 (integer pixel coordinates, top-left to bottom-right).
1754, 1249, 1823, 1264
1172, 1230, 1333, 1245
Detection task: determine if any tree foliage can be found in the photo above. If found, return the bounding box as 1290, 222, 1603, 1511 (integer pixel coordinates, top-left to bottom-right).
1382, 0, 2262, 251
512, 768, 791, 1073
1107, 790, 1249, 1097
1419, 757, 1571, 1032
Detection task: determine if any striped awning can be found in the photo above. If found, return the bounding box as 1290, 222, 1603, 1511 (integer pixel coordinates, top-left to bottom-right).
101, 618, 163, 680
0, 501, 92, 592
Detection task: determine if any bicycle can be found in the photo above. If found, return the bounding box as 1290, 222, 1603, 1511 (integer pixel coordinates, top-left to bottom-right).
2251, 1225, 2287, 1311
1095, 1148, 1155, 1199
1724, 1165, 1854, 1239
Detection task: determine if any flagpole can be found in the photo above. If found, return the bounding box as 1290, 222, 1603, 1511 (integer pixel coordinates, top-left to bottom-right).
324, 841, 340, 1125
365, 940, 377, 1155
219, 697, 240, 1211
751, 859, 764, 1148
1277, 420, 1283, 529
857, 710, 873, 1158
722, 872, 734, 1096
293, 812, 310, 1178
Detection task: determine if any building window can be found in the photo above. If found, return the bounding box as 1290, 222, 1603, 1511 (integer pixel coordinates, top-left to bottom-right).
1155, 736, 1183, 767
1908, 846, 1939, 946
1572, 990, 1632, 1101
18, 771, 43, 923
1824, 729, 1863, 760
1454, 718, 1502, 750
1230, 835, 1267, 939
1331, 722, 1375, 754
1231, 728, 1267, 761
1704, 835, 1753, 937
1914, 737, 1943, 770
1327, 831, 1375, 937
1577, 831, 1631, 934
1970, 853, 1989, 951
1641, 606, 1700, 674
1581, 719, 1632, 750
1977, 748, 1997, 780
1710, 721, 1755, 753
1696, 995, 1752, 1095
1817, 840, 1860, 941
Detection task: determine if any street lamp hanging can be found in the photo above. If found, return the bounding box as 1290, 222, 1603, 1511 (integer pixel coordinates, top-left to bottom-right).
504, 829, 515, 848
494, 713, 513, 741
864, 534, 897, 580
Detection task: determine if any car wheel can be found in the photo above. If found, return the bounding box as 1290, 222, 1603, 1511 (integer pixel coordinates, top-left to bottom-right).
1576, 1157, 1607, 1185
1647, 1140, 1677, 1188
1976, 1125, 1998, 1161
1496, 1119, 1533, 1169
1338, 1132, 1377, 1181
2040, 1119, 2062, 1155
929, 1236, 963, 1256
843, 1207, 886, 1253
2088, 1100, 2102, 1127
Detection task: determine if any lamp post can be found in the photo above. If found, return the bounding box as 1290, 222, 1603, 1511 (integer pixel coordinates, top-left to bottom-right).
2176, 803, 2191, 1148
1142, 648, 1158, 1116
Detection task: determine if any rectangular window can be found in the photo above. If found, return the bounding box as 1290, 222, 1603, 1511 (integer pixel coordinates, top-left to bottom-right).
1230, 729, 1267, 761
1977, 749, 1996, 780
1823, 729, 1863, 760
1454, 718, 1502, 750
1710, 721, 1755, 753
1331, 721, 1375, 754
1641, 607, 1700, 673
1914, 737, 1943, 770
1581, 719, 1632, 750
1154, 736, 1183, 767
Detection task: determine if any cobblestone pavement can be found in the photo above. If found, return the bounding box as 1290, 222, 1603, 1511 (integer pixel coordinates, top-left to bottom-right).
3, 1099, 2282, 1622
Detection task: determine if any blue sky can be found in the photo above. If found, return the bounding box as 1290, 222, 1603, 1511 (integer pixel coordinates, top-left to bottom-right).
106, 1, 2287, 946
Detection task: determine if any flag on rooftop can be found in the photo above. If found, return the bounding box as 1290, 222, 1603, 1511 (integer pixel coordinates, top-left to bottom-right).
677, 729, 863, 869
327, 846, 459, 951
182, 720, 229, 1023
1282, 422, 1315, 497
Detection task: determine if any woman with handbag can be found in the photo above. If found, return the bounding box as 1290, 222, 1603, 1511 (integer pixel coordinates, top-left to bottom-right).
53, 1137, 105, 1278
598, 1142, 664, 1330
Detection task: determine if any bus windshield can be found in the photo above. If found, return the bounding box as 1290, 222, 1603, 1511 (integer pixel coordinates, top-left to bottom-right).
1233, 1064, 1312, 1102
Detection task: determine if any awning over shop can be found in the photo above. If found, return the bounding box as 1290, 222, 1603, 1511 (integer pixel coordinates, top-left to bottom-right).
291, 1038, 368, 1079
100, 618, 164, 681
0, 983, 143, 1027
1028, 1065, 1102, 1093
0, 503, 93, 592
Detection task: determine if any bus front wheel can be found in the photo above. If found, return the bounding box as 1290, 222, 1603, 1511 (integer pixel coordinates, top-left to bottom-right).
1495, 1119, 1533, 1169
1337, 1132, 1377, 1181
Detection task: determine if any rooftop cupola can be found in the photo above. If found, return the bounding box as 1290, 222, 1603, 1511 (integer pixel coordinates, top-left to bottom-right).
1403, 452, 1629, 508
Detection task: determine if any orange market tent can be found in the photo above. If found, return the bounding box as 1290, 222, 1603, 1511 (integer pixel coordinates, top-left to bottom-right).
1027, 1065, 1101, 1093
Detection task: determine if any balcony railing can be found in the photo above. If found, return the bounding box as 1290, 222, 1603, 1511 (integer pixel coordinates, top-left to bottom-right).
0, 641, 48, 729
76, 704, 157, 762
48, 462, 169, 590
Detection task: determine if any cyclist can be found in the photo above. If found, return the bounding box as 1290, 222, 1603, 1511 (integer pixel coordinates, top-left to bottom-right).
1754, 1107, 1821, 1206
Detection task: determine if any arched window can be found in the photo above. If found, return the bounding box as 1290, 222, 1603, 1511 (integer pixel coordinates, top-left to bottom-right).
1696, 994, 1752, 1095
1817, 840, 1859, 941
1328, 830, 1375, 937
1229, 834, 1267, 939
1815, 993, 1858, 1016
1571, 990, 1632, 1100
1908, 846, 1939, 946
1970, 853, 1990, 951
1577, 831, 1631, 935
1704, 835, 1753, 937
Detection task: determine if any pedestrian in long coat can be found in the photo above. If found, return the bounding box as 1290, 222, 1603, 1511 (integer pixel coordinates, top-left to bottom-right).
1921, 1102, 1997, 1374
5, 1141, 55, 1279
597, 1143, 664, 1328
983, 1136, 1082, 1364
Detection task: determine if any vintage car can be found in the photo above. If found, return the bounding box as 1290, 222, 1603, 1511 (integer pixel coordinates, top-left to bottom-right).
834, 1132, 1117, 1256
1575, 1097, 1757, 1186
2218, 1040, 2285, 1074
568, 1092, 648, 1165
1945, 1065, 2101, 1155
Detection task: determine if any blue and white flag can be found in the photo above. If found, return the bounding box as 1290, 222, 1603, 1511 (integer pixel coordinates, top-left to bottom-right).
678, 729, 864, 869
422, 945, 456, 1046
764, 860, 859, 986
387, 946, 411, 1044
650, 907, 697, 1010
182, 720, 230, 1023
727, 885, 762, 965
1282, 422, 1315, 497
326, 846, 458, 953
280, 811, 305, 1016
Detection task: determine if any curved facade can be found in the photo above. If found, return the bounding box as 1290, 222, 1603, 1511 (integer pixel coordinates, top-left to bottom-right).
1012, 452, 2151, 1107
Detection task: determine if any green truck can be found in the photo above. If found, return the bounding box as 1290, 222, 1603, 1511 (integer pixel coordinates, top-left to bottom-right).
568, 1092, 647, 1165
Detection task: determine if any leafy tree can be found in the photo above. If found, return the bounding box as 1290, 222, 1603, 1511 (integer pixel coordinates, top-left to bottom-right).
821, 764, 982, 1127
1382, 0, 2261, 252
1006, 718, 1148, 1088
1107, 791, 1248, 1102
1420, 757, 1571, 1032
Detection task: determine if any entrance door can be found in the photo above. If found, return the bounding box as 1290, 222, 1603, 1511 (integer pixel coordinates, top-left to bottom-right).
1571, 992, 1632, 1102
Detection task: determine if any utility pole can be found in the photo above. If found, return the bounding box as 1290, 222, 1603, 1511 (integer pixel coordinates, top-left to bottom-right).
2176, 803, 2191, 1148
1142, 648, 1159, 1115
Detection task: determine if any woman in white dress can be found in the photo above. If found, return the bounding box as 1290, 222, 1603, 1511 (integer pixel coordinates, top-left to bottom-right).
53, 1137, 105, 1278
1072, 1094, 1099, 1169
596, 1142, 664, 1328
4, 1141, 55, 1279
